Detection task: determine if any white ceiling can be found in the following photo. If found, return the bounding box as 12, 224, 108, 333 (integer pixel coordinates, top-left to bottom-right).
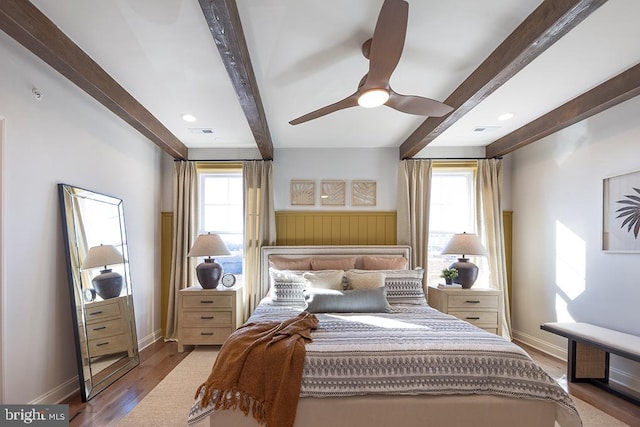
29, 0, 640, 157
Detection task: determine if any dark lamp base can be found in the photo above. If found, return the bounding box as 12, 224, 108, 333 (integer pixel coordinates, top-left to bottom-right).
196, 259, 223, 289
451, 258, 479, 289
92, 269, 123, 299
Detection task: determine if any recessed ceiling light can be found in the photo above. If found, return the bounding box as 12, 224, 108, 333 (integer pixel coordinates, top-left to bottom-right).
497, 112, 515, 121
181, 113, 197, 123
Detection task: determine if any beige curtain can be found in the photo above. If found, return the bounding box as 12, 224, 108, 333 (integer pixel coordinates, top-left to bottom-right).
165, 161, 198, 340
476, 159, 512, 340
397, 160, 432, 272
242, 160, 276, 320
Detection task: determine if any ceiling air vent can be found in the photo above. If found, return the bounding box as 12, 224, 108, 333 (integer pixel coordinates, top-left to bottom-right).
473, 126, 500, 132
189, 128, 214, 135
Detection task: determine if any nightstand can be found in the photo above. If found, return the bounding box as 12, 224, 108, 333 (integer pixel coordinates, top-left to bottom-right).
84, 295, 135, 358
428, 286, 502, 335
177, 284, 243, 352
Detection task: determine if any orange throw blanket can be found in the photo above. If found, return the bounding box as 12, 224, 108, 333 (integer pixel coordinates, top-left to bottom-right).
195, 312, 319, 427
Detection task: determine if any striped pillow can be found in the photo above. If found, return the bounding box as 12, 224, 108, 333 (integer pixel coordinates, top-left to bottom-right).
349, 269, 425, 305
269, 268, 307, 305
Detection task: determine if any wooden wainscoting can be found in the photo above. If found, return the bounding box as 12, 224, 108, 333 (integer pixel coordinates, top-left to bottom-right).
275, 211, 397, 246
503, 210, 513, 315
160, 212, 173, 337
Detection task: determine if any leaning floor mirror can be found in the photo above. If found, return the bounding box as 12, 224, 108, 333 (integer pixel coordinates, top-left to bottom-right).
58, 184, 139, 401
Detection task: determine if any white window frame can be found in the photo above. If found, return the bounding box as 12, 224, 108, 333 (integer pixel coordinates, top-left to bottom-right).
196, 164, 244, 276
427, 161, 486, 287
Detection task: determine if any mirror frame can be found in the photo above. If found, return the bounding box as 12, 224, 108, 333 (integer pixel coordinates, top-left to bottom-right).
58, 183, 139, 401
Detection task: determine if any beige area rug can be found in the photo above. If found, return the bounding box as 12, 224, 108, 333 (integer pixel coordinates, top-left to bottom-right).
117, 347, 218, 427
118, 348, 629, 427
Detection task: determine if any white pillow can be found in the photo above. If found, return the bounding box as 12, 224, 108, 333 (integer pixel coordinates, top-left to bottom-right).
345, 270, 386, 290
303, 270, 344, 291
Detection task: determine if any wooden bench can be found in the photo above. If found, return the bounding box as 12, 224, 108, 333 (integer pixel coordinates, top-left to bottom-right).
540, 322, 640, 405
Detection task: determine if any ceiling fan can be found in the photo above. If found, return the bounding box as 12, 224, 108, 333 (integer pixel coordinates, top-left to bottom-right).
289, 0, 453, 126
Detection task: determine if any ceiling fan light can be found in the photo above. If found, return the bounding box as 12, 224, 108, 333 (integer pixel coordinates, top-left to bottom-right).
358, 89, 389, 108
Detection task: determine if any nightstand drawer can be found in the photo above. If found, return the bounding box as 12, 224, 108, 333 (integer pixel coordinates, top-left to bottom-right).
180, 327, 233, 344
88, 333, 129, 357
85, 300, 122, 321
86, 318, 125, 340
447, 295, 498, 309
181, 294, 232, 309
450, 310, 498, 325
183, 311, 232, 327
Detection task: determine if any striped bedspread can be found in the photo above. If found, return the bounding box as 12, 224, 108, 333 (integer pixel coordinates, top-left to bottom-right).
190, 299, 582, 427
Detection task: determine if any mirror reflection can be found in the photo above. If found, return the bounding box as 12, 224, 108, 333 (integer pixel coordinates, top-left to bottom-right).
58, 184, 139, 401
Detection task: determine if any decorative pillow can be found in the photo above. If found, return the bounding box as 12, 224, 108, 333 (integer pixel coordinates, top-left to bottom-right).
303, 270, 345, 291
269, 268, 307, 305
304, 287, 391, 313
362, 256, 408, 270
349, 269, 426, 305
269, 256, 312, 271
310, 257, 357, 271
345, 270, 386, 290
383, 269, 426, 305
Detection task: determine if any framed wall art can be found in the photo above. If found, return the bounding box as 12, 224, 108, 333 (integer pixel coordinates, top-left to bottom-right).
320, 180, 346, 206
602, 169, 640, 252
290, 180, 315, 206
352, 180, 377, 206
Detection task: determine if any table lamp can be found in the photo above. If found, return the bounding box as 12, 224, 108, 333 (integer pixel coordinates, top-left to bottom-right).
187, 233, 231, 289
81, 244, 125, 299
441, 232, 487, 288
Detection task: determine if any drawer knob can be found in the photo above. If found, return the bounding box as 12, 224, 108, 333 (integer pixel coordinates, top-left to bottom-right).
201, 332, 214, 336
201, 316, 214, 320
466, 316, 480, 320
93, 326, 107, 331
96, 341, 110, 347
200, 300, 214, 304
89, 310, 103, 315
465, 300, 481, 304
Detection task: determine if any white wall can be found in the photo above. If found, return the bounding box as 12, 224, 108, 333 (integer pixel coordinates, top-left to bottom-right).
0, 32, 165, 403
273, 148, 398, 211
509, 96, 640, 392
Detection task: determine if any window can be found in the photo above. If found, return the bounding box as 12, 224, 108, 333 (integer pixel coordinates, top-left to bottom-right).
197, 164, 243, 275
427, 162, 486, 287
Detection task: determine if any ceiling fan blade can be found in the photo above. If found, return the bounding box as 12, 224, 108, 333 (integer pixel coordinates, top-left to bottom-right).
386, 90, 453, 117
365, 0, 409, 88
289, 93, 360, 125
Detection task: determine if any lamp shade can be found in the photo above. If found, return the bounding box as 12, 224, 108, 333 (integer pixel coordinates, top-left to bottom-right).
81, 244, 124, 269
187, 233, 231, 258
441, 232, 487, 289
188, 233, 231, 289
441, 232, 487, 257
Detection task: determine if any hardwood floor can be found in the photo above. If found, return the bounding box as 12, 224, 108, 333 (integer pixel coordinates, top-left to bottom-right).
62, 339, 639, 426
517, 341, 640, 427
62, 340, 191, 427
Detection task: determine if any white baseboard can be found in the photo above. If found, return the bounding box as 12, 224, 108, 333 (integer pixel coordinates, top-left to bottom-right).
512, 328, 567, 360
513, 328, 640, 394
31, 376, 79, 405
137, 328, 163, 351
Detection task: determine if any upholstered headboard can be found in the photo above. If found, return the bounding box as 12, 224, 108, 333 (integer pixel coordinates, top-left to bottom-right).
260, 245, 411, 293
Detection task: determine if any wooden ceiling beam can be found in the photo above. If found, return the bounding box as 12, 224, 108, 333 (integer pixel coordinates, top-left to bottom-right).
399, 0, 608, 159
198, 0, 274, 160
486, 64, 640, 158
0, 0, 188, 160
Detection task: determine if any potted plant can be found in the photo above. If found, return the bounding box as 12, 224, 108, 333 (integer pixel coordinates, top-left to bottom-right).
440, 268, 458, 285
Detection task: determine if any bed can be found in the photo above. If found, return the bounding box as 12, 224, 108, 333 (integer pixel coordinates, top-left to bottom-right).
189, 245, 581, 427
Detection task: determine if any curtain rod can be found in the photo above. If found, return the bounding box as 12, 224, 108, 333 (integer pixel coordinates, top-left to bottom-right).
173, 159, 270, 162
408, 157, 502, 160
